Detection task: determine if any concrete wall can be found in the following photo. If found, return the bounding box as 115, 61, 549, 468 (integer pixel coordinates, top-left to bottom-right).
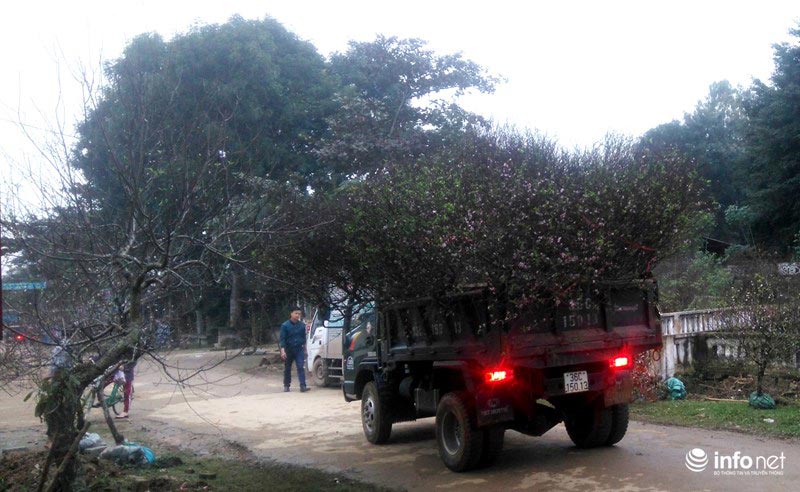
658, 308, 799, 378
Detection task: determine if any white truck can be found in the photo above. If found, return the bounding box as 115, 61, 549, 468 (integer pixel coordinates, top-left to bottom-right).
306, 306, 344, 386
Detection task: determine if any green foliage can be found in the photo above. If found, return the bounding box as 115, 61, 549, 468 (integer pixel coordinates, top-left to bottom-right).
330, 35, 496, 104
742, 27, 800, 252
33, 372, 83, 421
793, 231, 800, 260
75, 16, 338, 195
317, 36, 497, 186
641, 24, 800, 254
56, 16, 341, 345
724, 204, 756, 245
657, 250, 733, 311
640, 81, 748, 241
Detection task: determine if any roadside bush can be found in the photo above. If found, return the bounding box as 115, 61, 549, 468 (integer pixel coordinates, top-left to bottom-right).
657, 250, 733, 312
719, 266, 800, 396
632, 350, 665, 401
677, 359, 799, 402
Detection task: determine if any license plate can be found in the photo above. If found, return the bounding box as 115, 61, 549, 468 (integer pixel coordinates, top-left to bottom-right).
563, 371, 589, 393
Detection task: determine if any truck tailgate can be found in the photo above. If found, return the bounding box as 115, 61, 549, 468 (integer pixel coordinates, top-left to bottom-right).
507, 284, 661, 364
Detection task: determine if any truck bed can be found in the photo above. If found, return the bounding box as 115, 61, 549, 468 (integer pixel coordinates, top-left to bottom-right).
377, 280, 661, 367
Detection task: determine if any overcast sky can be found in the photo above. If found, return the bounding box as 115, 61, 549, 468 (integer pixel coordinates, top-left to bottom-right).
2, 0, 800, 193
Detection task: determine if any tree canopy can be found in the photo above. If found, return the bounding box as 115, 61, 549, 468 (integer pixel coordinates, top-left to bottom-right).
316, 36, 498, 185
275, 128, 707, 313
743, 27, 800, 251
640, 81, 748, 241
640, 24, 800, 256
75, 16, 338, 195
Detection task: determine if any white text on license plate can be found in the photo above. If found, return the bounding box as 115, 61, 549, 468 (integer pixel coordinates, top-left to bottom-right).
563, 371, 589, 393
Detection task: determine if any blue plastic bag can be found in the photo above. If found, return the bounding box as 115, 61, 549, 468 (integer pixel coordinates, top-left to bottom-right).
666, 377, 686, 400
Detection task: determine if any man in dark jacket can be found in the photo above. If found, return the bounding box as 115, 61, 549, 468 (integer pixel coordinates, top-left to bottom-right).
280, 307, 309, 392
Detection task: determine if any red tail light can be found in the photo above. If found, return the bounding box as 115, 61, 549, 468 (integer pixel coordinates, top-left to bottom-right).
610, 356, 631, 369
485, 369, 513, 383
14, 335, 25, 341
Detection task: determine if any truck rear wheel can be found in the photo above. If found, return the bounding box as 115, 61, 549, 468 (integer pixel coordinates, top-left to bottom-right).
362, 381, 393, 444
478, 425, 505, 468
436, 392, 484, 472
605, 404, 629, 446
564, 404, 613, 448
312, 358, 328, 387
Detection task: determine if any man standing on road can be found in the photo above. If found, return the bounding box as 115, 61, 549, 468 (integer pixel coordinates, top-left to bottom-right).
280, 307, 309, 393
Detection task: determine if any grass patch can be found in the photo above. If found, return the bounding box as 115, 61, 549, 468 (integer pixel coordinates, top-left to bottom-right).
1, 421, 395, 492
87, 452, 393, 491
1, 448, 395, 492
630, 400, 800, 439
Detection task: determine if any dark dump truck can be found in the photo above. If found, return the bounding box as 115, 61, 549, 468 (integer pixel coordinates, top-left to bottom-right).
339, 279, 661, 471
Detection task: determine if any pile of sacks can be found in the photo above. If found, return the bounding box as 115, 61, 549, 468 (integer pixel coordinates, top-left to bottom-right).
79, 433, 155, 466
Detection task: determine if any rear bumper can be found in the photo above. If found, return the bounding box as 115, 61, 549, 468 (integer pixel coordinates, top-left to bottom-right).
543, 367, 633, 406
542, 368, 632, 400
474, 366, 633, 428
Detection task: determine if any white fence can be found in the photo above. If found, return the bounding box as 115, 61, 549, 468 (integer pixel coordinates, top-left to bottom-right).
659, 308, 741, 378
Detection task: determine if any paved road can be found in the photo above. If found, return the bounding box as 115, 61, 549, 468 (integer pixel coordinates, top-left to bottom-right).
3, 350, 799, 491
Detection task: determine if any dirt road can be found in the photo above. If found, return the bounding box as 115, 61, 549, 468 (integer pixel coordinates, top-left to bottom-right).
3, 350, 799, 491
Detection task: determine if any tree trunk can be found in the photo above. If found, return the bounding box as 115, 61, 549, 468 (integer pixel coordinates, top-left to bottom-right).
96, 385, 125, 445
228, 269, 242, 341
756, 363, 766, 396
251, 316, 259, 346
195, 309, 205, 347
45, 422, 90, 492
43, 371, 83, 492
42, 293, 144, 490
195, 309, 204, 337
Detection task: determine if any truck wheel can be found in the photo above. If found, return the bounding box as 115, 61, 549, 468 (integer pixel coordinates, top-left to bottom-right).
478, 425, 505, 468
312, 358, 328, 387
436, 392, 484, 472
605, 404, 629, 446
362, 381, 393, 444
564, 404, 612, 448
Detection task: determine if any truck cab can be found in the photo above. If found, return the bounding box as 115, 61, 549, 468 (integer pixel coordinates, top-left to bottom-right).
306, 306, 345, 386
342, 305, 378, 398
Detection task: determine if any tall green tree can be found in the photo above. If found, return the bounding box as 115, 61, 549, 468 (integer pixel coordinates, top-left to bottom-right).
75, 16, 338, 194
743, 26, 800, 252
641, 81, 748, 240
316, 36, 498, 184
73, 16, 341, 338
2, 18, 340, 488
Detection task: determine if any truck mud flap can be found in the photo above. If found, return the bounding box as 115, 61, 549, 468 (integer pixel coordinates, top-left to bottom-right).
415, 387, 440, 416
475, 391, 514, 427
603, 370, 633, 406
